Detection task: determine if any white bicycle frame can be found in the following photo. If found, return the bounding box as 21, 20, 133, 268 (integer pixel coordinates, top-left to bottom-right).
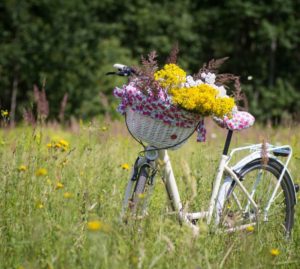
122, 142, 296, 232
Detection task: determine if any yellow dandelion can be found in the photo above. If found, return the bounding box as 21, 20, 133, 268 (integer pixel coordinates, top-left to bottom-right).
101, 126, 108, 131
59, 139, 69, 147
54, 142, 62, 149
36, 168, 48, 176
37, 203, 44, 209
46, 143, 52, 148
56, 182, 64, 189
270, 248, 280, 256
87, 220, 102, 231
87, 220, 111, 232
63, 192, 73, 198
246, 225, 254, 232
18, 165, 27, 172
121, 163, 130, 170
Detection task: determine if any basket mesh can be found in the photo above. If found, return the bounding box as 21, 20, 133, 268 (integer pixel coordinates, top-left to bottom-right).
126, 108, 196, 149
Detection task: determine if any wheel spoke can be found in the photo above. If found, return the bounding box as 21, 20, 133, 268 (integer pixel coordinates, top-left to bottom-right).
219, 160, 293, 235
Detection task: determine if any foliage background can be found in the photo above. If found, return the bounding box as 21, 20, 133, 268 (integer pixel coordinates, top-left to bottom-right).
0, 0, 300, 123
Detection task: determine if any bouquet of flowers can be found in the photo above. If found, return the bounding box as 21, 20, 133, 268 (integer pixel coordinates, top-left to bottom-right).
113, 46, 249, 148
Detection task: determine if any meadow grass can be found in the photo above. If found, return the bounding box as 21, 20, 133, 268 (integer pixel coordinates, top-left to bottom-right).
0, 120, 299, 269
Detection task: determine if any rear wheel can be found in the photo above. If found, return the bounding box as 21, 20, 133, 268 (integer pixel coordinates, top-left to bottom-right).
219, 159, 294, 235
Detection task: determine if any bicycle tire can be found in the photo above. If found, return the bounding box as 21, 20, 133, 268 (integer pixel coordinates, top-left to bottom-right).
219, 158, 295, 235
129, 165, 151, 217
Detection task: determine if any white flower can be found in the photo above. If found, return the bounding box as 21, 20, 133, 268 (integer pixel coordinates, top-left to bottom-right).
204, 72, 216, 84
184, 75, 203, 88
214, 85, 227, 97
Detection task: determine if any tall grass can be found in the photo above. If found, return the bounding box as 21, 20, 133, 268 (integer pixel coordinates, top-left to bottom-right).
0, 120, 299, 269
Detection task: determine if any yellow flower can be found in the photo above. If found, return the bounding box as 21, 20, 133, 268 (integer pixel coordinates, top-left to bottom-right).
1, 110, 9, 117
154, 64, 186, 88
87, 220, 102, 231
46, 143, 52, 148
37, 203, 44, 209
87, 220, 111, 232
270, 248, 280, 256
36, 168, 48, 176
101, 126, 108, 131
169, 84, 235, 118
137, 193, 145, 199
56, 182, 64, 189
59, 139, 69, 148
246, 225, 254, 232
63, 192, 73, 198
18, 165, 27, 172
121, 163, 130, 170
55, 142, 62, 149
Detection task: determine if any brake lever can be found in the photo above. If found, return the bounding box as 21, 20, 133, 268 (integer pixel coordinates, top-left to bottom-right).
106, 71, 117, 76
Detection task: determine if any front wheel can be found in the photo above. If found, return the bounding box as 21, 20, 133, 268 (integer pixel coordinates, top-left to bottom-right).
217, 158, 295, 235
122, 165, 155, 220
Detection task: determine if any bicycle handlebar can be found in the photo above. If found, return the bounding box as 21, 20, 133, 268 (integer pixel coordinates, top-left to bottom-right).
106, 63, 136, 77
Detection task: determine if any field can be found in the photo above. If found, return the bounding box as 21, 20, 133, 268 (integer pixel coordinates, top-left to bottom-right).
0, 119, 299, 269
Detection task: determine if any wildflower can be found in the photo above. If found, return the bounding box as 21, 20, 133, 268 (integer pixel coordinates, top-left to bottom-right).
46, 143, 52, 148
1, 110, 9, 117
246, 225, 254, 232
56, 182, 64, 189
59, 139, 69, 148
87, 220, 102, 231
55, 142, 62, 149
18, 165, 27, 172
63, 192, 73, 198
46, 179, 52, 185
101, 126, 108, 131
121, 163, 130, 170
270, 248, 280, 256
170, 84, 234, 118
154, 64, 187, 88
36, 168, 47, 176
137, 193, 145, 199
37, 203, 44, 209
87, 220, 111, 232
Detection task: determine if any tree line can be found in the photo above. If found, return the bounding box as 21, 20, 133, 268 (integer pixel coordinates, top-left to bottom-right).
0, 0, 299, 124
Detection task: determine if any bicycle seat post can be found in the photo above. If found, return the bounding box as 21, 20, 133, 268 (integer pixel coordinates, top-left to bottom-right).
223, 130, 233, 156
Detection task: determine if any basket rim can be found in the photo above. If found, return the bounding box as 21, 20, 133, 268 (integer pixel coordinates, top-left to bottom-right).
125, 107, 199, 150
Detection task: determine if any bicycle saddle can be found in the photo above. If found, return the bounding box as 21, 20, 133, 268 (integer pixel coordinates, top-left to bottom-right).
214, 110, 255, 131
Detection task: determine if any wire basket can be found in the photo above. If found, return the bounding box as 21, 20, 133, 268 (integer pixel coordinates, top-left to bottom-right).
125, 108, 197, 149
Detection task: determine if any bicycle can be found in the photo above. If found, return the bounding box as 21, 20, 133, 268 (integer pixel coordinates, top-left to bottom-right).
109, 64, 299, 236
